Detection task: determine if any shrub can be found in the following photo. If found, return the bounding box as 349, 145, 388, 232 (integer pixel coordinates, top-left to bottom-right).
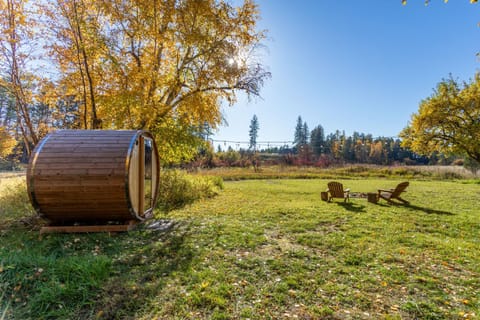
313, 155, 333, 168
217, 150, 241, 166
157, 170, 224, 212
452, 158, 464, 166
344, 166, 369, 174
437, 171, 464, 180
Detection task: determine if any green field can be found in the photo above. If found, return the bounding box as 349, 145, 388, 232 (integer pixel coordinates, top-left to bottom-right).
1, 173, 479, 319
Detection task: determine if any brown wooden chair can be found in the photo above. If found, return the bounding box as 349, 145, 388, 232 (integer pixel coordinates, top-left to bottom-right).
378, 181, 410, 204
327, 181, 350, 202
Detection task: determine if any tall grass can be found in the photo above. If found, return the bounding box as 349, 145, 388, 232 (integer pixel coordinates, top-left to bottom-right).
408, 165, 477, 179
0, 171, 224, 219
191, 164, 477, 181
0, 176, 35, 227
157, 169, 224, 212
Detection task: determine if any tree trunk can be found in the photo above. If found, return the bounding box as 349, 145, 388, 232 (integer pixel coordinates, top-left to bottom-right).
72, 0, 101, 129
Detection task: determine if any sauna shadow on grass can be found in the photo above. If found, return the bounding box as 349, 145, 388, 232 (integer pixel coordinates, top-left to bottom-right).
90, 221, 196, 319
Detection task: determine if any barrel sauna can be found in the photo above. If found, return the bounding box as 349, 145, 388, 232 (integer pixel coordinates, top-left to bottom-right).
27, 130, 159, 224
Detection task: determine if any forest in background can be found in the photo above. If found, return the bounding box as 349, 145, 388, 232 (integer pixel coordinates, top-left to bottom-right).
194, 127, 464, 171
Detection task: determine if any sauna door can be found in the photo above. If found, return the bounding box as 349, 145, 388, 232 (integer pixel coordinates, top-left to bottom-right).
143, 137, 153, 212
129, 135, 156, 217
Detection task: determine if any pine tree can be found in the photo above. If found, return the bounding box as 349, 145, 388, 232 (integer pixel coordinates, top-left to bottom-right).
302, 121, 309, 145
294, 116, 303, 147
249, 114, 259, 151
310, 125, 325, 156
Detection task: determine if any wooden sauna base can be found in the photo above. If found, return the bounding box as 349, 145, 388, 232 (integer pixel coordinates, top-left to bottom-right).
40, 220, 138, 234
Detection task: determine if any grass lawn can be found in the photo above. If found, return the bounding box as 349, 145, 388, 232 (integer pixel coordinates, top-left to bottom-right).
1, 174, 479, 319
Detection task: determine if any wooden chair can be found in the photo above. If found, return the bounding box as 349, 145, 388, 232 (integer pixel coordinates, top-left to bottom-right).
327, 181, 350, 202
378, 181, 410, 204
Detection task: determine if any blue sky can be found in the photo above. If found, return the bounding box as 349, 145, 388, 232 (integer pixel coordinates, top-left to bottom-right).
213, 1, 480, 149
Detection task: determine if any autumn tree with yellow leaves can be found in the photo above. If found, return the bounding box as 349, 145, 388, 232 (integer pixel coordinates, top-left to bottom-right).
42, 0, 103, 130
0, 126, 16, 158
400, 75, 480, 164
40, 0, 270, 163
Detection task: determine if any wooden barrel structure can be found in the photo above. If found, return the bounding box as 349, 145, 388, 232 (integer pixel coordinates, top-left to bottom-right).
27, 130, 159, 228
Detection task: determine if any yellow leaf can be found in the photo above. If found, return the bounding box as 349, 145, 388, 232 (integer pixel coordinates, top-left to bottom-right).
402, 0, 407, 5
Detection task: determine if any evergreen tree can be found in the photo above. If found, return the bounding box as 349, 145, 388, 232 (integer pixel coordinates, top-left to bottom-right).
196, 122, 214, 141
342, 136, 354, 161
294, 116, 303, 147
249, 114, 259, 151
302, 122, 309, 145
294, 116, 310, 148
310, 125, 325, 156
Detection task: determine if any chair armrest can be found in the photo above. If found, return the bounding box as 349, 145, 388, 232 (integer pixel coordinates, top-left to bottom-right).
378, 189, 392, 193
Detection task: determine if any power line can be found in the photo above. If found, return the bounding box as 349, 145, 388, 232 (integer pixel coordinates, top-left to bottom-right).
210, 136, 402, 150
210, 139, 294, 150
211, 139, 294, 144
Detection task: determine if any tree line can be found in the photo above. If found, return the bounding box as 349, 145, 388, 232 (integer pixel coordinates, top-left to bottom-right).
205, 107, 478, 171
204, 114, 435, 169
291, 116, 427, 166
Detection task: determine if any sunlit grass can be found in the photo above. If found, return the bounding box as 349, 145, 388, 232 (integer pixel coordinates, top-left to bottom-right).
0, 175, 35, 227
0, 173, 479, 319
157, 179, 479, 319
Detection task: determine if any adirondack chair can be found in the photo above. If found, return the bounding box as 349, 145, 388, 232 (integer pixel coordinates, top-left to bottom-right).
327, 181, 350, 202
377, 181, 410, 204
